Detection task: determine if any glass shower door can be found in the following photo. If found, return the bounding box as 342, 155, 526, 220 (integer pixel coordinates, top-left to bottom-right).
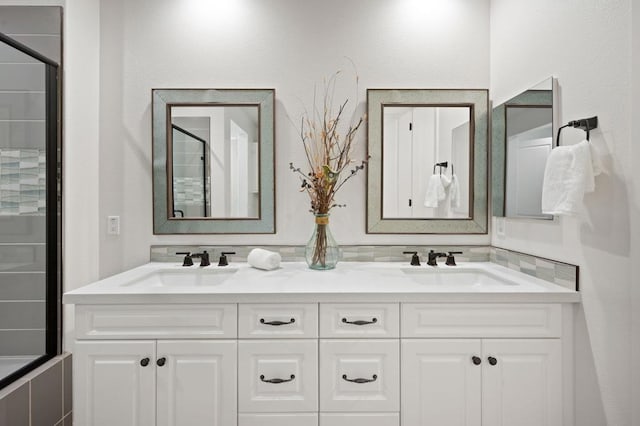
0, 32, 60, 388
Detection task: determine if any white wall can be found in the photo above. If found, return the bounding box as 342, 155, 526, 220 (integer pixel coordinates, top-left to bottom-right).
94, 0, 491, 278
491, 1, 633, 425
631, 2, 640, 424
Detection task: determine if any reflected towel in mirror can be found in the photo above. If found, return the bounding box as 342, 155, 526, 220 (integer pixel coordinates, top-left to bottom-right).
541, 140, 600, 216
424, 174, 446, 207
449, 174, 461, 209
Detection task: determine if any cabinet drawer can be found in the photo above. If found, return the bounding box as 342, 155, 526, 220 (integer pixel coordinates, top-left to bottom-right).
238, 340, 318, 412
239, 303, 318, 338
402, 303, 561, 338
320, 413, 399, 426
320, 340, 399, 412
239, 413, 318, 426
75, 304, 237, 339
320, 303, 399, 338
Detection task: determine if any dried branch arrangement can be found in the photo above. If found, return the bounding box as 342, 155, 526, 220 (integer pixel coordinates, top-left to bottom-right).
289, 70, 368, 215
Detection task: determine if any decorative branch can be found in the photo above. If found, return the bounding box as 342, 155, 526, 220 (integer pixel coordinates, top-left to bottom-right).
290, 68, 367, 215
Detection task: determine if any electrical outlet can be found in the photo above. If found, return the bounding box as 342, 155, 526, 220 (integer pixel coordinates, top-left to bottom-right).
107, 216, 120, 235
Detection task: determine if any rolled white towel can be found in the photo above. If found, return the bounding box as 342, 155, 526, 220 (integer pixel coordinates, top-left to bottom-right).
247, 248, 281, 270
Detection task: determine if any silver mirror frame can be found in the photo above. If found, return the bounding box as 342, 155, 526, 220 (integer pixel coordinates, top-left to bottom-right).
152, 88, 275, 234
366, 89, 489, 234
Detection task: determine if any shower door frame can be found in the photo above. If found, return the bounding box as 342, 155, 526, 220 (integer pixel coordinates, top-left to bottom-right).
0, 32, 62, 390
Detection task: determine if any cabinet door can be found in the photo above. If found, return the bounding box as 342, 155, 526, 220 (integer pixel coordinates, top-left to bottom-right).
74, 340, 156, 426
482, 339, 562, 426
156, 340, 237, 426
401, 339, 481, 426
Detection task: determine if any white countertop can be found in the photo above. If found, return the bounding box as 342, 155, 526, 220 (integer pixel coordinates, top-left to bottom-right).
63, 261, 580, 305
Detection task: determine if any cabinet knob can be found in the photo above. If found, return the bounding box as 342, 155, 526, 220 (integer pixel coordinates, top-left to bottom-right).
342, 318, 378, 326
488, 356, 498, 366
472, 356, 482, 365
157, 357, 167, 367
140, 357, 150, 367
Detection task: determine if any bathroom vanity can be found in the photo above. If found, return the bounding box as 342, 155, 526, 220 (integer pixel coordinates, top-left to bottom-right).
64, 262, 579, 426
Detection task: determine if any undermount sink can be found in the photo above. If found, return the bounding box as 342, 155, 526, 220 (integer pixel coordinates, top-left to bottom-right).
121, 267, 237, 288
401, 268, 518, 288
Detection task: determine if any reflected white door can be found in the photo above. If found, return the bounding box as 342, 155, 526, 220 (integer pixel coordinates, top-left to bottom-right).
506, 124, 553, 218
230, 120, 249, 217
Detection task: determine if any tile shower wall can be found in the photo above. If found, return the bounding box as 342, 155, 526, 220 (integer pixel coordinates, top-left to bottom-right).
0, 148, 46, 215
0, 6, 61, 358
0, 354, 72, 426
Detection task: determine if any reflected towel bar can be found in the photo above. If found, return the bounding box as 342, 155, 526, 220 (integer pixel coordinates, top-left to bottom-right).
433, 161, 448, 174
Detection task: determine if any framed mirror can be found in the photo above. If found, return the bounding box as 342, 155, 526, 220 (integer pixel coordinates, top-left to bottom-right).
492, 77, 557, 219
152, 89, 275, 234
367, 89, 488, 234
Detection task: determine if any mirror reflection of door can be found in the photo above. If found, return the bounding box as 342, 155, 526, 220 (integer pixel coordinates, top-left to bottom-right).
169, 105, 259, 219
382, 106, 471, 219
505, 106, 553, 219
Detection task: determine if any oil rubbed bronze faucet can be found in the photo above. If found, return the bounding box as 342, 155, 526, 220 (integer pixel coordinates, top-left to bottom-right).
191, 250, 211, 267
427, 250, 448, 266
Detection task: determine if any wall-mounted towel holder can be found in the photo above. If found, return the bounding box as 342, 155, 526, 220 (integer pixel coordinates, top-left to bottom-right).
555, 116, 598, 147
433, 161, 448, 174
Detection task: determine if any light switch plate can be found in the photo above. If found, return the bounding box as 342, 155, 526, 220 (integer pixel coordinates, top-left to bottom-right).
107, 216, 120, 235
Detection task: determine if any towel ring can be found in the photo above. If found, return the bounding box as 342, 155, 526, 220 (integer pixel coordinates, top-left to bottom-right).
555, 116, 598, 147
433, 161, 448, 175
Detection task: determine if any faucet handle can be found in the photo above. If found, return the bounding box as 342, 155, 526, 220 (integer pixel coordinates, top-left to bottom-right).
176, 252, 193, 267
445, 251, 463, 266
218, 251, 236, 267
402, 251, 421, 266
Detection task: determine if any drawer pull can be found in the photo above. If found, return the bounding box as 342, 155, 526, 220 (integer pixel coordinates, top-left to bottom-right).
260, 374, 295, 384
342, 317, 378, 326
342, 374, 378, 384
260, 318, 295, 326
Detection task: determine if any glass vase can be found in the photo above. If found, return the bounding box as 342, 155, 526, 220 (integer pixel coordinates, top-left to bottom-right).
305, 213, 340, 270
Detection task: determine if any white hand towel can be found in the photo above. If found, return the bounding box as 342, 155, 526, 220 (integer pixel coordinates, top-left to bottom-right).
424, 174, 445, 207
449, 174, 461, 209
440, 174, 451, 189
247, 248, 281, 270
541, 140, 599, 216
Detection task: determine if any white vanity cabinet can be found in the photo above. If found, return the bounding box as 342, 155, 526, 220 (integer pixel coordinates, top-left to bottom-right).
68, 287, 575, 426
401, 304, 565, 426
72, 304, 238, 426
